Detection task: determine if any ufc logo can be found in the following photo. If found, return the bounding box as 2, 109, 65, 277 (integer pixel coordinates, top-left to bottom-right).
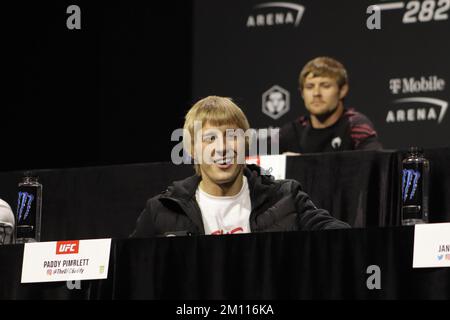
56, 240, 79, 254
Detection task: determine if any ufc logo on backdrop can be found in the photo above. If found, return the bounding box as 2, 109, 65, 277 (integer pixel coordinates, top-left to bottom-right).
56, 240, 80, 254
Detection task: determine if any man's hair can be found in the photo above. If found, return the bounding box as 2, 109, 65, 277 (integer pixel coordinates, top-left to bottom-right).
183, 96, 250, 176
299, 56, 348, 90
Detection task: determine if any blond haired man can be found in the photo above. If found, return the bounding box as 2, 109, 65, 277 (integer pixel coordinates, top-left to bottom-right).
132, 96, 349, 237
280, 57, 382, 153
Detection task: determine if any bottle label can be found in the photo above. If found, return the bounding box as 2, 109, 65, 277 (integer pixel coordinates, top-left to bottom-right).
401, 159, 429, 224
16, 186, 39, 240
402, 163, 424, 206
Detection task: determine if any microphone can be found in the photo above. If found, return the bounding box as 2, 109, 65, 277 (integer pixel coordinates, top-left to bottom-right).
163, 230, 193, 237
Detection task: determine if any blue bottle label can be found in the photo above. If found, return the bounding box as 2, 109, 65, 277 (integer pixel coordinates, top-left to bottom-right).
16, 186, 38, 239
402, 164, 423, 206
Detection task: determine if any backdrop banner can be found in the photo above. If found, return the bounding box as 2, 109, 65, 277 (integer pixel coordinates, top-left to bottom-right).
193, 0, 450, 149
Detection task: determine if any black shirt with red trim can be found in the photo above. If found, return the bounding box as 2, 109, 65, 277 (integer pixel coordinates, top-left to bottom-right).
278, 108, 382, 154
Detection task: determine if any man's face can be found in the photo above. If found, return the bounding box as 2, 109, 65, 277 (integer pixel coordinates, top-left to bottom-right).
301, 73, 347, 116
195, 122, 245, 187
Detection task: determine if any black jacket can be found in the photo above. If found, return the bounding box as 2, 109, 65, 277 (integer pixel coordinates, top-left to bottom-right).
131, 165, 350, 237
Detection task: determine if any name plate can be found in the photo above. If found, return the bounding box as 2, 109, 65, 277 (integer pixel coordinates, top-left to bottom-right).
246, 155, 287, 180
413, 223, 450, 268
21, 238, 112, 283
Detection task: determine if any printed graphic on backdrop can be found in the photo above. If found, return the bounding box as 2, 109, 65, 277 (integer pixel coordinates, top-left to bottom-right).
386, 76, 448, 124
193, 0, 450, 149
383, 73, 449, 147
246, 1, 306, 28
367, 0, 450, 28
262, 85, 290, 119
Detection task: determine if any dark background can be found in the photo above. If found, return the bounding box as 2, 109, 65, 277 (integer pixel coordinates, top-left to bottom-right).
2, 0, 193, 172
3, 0, 450, 173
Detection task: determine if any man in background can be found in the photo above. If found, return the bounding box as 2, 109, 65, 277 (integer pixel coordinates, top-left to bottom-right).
279, 56, 382, 154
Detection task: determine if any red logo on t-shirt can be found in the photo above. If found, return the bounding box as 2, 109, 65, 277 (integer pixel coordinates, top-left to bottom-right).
211, 227, 244, 235
245, 156, 260, 166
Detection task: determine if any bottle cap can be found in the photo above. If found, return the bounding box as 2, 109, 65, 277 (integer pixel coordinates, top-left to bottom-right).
24, 170, 36, 176
408, 146, 423, 154
22, 171, 39, 182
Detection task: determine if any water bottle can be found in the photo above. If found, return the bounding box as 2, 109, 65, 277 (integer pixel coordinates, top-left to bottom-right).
15, 172, 43, 243
401, 147, 429, 225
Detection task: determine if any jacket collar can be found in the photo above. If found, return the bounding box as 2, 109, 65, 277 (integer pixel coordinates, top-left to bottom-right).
162, 164, 275, 211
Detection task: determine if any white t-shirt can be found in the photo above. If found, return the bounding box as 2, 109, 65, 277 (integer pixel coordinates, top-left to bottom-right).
195, 177, 251, 235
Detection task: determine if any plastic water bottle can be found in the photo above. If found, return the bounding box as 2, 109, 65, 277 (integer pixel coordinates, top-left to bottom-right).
15, 172, 43, 243
401, 147, 430, 225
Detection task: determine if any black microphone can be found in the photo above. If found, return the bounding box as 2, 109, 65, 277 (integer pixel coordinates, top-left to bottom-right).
163, 230, 193, 237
